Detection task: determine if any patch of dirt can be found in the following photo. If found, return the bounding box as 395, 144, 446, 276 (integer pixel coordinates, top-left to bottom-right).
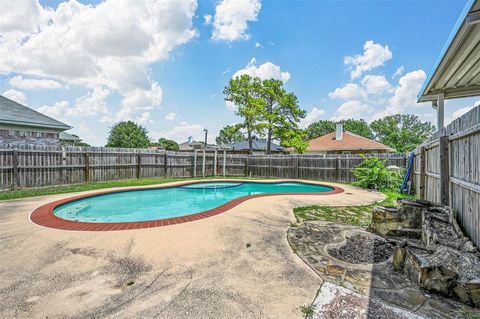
328, 233, 394, 264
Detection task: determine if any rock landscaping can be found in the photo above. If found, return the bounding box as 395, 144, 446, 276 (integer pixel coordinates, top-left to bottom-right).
371, 199, 480, 308
289, 199, 480, 318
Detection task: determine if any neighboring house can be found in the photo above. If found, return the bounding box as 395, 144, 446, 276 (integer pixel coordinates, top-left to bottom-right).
228, 138, 286, 154
304, 124, 395, 154
0, 95, 72, 145
59, 132, 82, 145
179, 140, 220, 151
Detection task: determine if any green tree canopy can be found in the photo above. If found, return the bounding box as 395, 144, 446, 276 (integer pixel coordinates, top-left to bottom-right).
216, 124, 245, 145
258, 79, 307, 154
106, 121, 150, 148
339, 119, 373, 139
305, 120, 336, 139
153, 138, 179, 151
305, 119, 373, 140
370, 114, 435, 152
224, 75, 308, 154
224, 75, 264, 154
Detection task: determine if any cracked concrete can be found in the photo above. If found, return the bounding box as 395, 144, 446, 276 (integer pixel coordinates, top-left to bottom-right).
0, 180, 383, 318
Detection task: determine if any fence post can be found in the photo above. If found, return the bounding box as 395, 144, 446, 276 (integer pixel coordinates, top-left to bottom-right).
202, 149, 206, 178
269, 156, 272, 178
164, 151, 168, 178
193, 150, 197, 177
335, 157, 340, 182
12, 148, 19, 190
245, 155, 249, 177
84, 151, 90, 183
223, 150, 226, 177
61, 146, 67, 184
419, 146, 426, 200
296, 156, 300, 179
439, 132, 450, 206
136, 151, 141, 179
408, 153, 414, 193
214, 150, 217, 176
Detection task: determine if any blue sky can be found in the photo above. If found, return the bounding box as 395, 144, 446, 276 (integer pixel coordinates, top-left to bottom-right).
1, 0, 478, 146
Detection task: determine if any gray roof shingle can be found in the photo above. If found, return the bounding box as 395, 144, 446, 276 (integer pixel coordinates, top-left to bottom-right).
228, 139, 284, 151
0, 95, 71, 130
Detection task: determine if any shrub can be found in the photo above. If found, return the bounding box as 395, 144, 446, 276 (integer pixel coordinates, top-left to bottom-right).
352, 156, 403, 191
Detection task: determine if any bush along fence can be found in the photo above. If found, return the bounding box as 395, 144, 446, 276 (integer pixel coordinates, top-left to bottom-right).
412, 104, 480, 248
0, 144, 407, 190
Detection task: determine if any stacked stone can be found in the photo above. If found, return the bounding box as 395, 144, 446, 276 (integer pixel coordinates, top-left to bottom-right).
370, 199, 480, 308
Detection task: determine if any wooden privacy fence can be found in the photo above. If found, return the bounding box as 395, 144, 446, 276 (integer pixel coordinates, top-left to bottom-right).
0, 145, 407, 190
412, 105, 480, 247
0, 145, 250, 190
246, 153, 407, 183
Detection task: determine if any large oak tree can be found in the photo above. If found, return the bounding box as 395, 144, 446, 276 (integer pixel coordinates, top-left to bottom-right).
224, 75, 264, 154
370, 114, 435, 152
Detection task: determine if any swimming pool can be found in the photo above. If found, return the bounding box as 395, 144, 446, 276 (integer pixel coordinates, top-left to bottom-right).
30, 180, 343, 231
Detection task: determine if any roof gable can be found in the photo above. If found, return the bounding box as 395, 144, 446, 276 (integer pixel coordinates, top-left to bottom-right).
307, 131, 394, 152
0, 95, 71, 130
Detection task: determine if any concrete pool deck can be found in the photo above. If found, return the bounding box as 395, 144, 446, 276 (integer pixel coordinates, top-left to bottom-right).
0, 179, 384, 318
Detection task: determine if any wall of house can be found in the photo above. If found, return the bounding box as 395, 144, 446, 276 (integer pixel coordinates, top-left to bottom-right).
0, 128, 60, 145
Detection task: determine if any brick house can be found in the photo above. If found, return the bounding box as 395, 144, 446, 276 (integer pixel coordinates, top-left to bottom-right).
304, 124, 395, 154
0, 95, 72, 145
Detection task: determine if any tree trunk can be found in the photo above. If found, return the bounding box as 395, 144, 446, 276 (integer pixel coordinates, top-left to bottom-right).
247, 129, 253, 155
266, 129, 272, 154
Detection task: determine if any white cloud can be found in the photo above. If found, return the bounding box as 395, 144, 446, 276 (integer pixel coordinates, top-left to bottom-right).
344, 40, 392, 79
361, 75, 391, 94
372, 70, 428, 120
151, 121, 204, 142
389, 70, 426, 109
331, 100, 373, 121
255, 42, 261, 48
37, 100, 70, 121
328, 83, 366, 100
393, 66, 405, 79
136, 112, 153, 125
2, 89, 27, 105
233, 58, 290, 82
9, 75, 63, 89
204, 14, 212, 25
299, 107, 325, 128
165, 112, 177, 121
69, 87, 110, 116
0, 0, 198, 120
0, 0, 44, 33
211, 0, 261, 41
34, 88, 109, 121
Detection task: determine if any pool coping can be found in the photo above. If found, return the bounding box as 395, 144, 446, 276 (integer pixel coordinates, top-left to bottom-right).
29, 179, 344, 231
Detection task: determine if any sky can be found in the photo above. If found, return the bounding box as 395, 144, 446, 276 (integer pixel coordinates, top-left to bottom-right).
1, 0, 479, 146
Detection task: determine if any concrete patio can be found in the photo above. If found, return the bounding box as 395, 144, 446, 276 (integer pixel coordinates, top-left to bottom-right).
0, 180, 388, 318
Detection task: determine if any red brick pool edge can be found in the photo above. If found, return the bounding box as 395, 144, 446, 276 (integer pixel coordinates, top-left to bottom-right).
29, 180, 344, 231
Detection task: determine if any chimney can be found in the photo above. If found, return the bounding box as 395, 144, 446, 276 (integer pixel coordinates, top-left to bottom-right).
335, 124, 343, 140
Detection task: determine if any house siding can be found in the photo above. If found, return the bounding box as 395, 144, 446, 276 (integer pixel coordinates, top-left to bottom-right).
0, 129, 60, 145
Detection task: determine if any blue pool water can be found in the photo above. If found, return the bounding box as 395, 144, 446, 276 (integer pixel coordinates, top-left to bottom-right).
53, 181, 334, 223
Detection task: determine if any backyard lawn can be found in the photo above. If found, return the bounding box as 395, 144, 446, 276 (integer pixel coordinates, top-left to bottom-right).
293, 190, 415, 227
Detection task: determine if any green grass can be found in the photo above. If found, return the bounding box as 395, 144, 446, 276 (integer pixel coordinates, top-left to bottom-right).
0, 176, 259, 201
293, 189, 415, 227
300, 304, 316, 319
